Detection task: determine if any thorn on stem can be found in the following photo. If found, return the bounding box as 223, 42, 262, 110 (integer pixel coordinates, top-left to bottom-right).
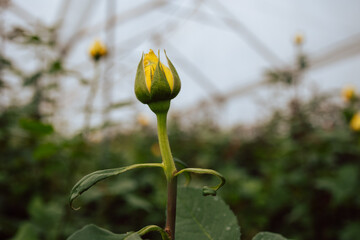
165, 227, 172, 239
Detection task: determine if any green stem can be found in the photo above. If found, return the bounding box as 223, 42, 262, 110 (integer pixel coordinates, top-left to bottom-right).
156, 113, 177, 181
165, 177, 177, 240
83, 61, 100, 134
156, 112, 177, 239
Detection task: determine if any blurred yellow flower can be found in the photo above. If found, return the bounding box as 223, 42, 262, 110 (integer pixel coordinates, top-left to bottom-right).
350, 112, 360, 131
137, 114, 149, 127
89, 40, 107, 61
341, 86, 356, 102
151, 143, 161, 157
294, 34, 304, 45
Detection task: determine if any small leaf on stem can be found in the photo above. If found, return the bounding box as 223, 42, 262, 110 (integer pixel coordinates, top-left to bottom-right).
69, 163, 163, 210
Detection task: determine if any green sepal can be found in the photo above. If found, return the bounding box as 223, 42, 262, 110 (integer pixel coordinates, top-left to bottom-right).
148, 100, 170, 114
165, 50, 181, 99
150, 61, 172, 102
134, 54, 151, 104
69, 163, 163, 210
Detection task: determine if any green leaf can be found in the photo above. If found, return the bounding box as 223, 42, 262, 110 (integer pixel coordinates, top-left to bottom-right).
19, 118, 54, 136
69, 163, 163, 209
27, 35, 41, 44
28, 196, 63, 234
48, 60, 63, 74
175, 187, 240, 240
316, 165, 359, 204
33, 142, 58, 160
23, 72, 42, 86
67, 224, 142, 240
252, 232, 289, 240
0, 54, 12, 68
12, 223, 39, 240
340, 222, 360, 240
125, 194, 152, 211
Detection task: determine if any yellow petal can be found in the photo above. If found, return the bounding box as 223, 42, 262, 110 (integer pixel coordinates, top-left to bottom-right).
144, 50, 158, 92
143, 49, 174, 92
144, 64, 156, 92
161, 63, 174, 91
144, 49, 158, 65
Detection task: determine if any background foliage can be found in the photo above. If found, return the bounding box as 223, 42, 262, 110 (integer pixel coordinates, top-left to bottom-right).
1, 20, 360, 240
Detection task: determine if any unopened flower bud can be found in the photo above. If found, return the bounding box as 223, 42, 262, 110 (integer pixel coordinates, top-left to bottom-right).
134, 50, 181, 110
89, 40, 107, 61
350, 112, 360, 131
294, 34, 304, 46
342, 86, 356, 102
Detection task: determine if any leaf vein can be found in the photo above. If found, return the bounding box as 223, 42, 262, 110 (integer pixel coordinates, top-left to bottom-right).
189, 209, 214, 240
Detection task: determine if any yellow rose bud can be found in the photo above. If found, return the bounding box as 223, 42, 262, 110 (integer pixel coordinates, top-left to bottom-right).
134, 49, 181, 111
89, 40, 107, 61
350, 112, 360, 131
341, 86, 356, 102
137, 114, 149, 127
151, 142, 161, 157
294, 34, 304, 46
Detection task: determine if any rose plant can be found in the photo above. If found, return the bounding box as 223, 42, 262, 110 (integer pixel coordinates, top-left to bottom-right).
66, 50, 288, 240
